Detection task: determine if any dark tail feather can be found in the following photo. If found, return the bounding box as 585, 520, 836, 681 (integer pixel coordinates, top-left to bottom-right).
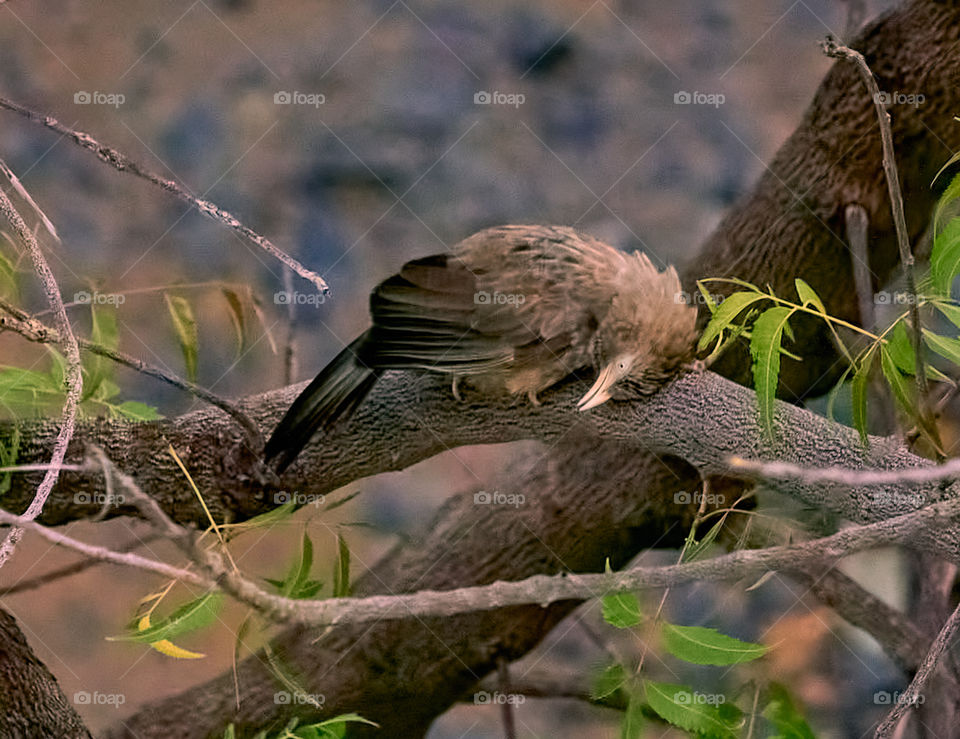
265, 334, 379, 473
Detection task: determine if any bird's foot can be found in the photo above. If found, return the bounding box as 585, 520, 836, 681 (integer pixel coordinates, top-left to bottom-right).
527, 390, 541, 407
452, 376, 464, 402
684, 358, 707, 374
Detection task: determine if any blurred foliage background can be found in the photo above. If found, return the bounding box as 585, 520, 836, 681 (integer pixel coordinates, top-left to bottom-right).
0, 0, 906, 736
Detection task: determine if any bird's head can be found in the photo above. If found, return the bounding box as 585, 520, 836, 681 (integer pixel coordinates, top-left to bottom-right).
577, 261, 697, 411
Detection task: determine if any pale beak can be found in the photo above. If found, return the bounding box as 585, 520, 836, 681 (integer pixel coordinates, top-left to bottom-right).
577, 362, 619, 411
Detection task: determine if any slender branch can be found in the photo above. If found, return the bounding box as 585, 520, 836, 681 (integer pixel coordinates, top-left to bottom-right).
0, 96, 328, 296
874, 599, 960, 737
0, 186, 82, 568
728, 454, 960, 486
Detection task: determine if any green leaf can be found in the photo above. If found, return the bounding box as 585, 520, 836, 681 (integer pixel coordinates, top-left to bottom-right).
0, 247, 18, 299
661, 623, 768, 665
644, 681, 741, 738
880, 346, 915, 416
696, 281, 718, 312
110, 591, 223, 643
762, 683, 816, 739
221, 288, 246, 356
934, 171, 960, 234
164, 293, 199, 382
697, 291, 769, 351
82, 305, 119, 402
591, 662, 628, 701
270, 532, 317, 599
794, 278, 825, 313
923, 328, 960, 365
682, 518, 725, 563
825, 365, 852, 422
750, 307, 794, 438
620, 690, 645, 739
934, 301, 960, 330
113, 400, 162, 421
602, 590, 642, 629
931, 218, 960, 295
851, 357, 870, 445
332, 533, 351, 598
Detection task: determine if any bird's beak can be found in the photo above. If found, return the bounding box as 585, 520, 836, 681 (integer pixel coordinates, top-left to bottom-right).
577, 362, 618, 411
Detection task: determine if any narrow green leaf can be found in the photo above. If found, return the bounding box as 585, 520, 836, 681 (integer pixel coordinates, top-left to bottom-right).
880, 346, 915, 415
934, 301, 960, 330
682, 519, 725, 563
697, 291, 768, 351
750, 307, 794, 438
931, 218, 960, 295
923, 328, 960, 365
934, 171, 960, 234
164, 294, 199, 382
794, 278, 825, 313
110, 592, 223, 643
825, 366, 852, 422
762, 683, 816, 739
851, 359, 870, 445
696, 281, 718, 312
883, 321, 952, 383
221, 288, 246, 356
271, 532, 315, 599
602, 590, 642, 629
332, 534, 351, 598
661, 623, 768, 665
82, 305, 119, 401
644, 681, 741, 738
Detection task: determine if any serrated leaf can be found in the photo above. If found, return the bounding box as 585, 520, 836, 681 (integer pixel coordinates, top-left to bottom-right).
332, 534, 351, 598
221, 288, 246, 357
763, 683, 816, 739
750, 307, 794, 438
110, 591, 223, 643
164, 293, 199, 382
620, 690, 645, 739
880, 345, 916, 415
602, 590, 642, 628
644, 681, 741, 738
923, 328, 960, 365
851, 358, 870, 445
661, 623, 768, 665
931, 218, 960, 295
794, 278, 825, 313
698, 291, 769, 351
591, 662, 628, 701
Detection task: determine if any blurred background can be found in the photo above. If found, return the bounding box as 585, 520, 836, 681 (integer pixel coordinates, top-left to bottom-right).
0, 0, 907, 736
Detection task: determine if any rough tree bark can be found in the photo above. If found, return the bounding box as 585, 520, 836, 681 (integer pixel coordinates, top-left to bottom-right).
2, 0, 960, 736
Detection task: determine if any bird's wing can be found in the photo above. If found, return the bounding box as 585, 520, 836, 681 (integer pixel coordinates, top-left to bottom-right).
361, 230, 603, 374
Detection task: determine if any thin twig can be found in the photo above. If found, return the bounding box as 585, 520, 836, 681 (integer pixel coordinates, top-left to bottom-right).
728, 454, 960, 486
822, 37, 942, 455
874, 599, 960, 737
0, 186, 82, 568
0, 95, 329, 296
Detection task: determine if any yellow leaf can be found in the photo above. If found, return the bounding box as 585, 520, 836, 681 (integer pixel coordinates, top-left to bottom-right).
138, 614, 206, 660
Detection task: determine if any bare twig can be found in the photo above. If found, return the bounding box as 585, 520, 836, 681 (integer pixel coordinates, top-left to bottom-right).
728, 454, 960, 486
874, 599, 960, 737
0, 185, 82, 567
822, 37, 941, 455
0, 96, 328, 296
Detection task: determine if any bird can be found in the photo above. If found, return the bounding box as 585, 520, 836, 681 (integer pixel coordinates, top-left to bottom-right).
265, 225, 698, 472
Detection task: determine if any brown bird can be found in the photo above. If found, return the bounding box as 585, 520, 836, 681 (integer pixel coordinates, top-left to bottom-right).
265, 225, 697, 472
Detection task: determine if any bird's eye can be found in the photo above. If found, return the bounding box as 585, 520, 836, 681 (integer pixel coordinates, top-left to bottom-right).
617, 361, 626, 371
